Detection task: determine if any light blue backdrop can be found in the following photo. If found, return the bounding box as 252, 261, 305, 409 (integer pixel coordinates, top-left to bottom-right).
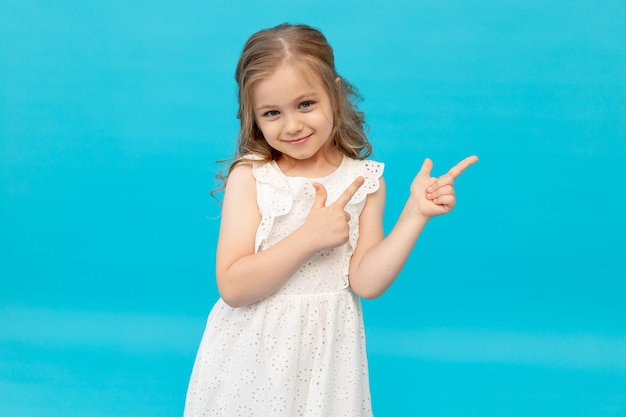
1, 1, 625, 416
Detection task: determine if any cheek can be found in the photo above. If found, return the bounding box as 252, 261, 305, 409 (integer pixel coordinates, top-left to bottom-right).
320, 112, 334, 132
320, 102, 335, 129
256, 121, 277, 140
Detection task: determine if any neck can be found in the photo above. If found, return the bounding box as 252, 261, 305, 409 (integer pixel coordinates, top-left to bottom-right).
277, 149, 343, 178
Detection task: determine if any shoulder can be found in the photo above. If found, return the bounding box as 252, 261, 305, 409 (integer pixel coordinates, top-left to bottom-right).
227, 153, 274, 182
220, 162, 260, 234
227, 161, 255, 185
223, 162, 257, 205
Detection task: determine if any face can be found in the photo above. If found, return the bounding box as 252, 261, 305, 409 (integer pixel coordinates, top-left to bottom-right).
252, 63, 335, 164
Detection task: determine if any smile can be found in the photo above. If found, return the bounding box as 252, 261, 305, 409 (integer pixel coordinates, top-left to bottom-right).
284, 134, 312, 145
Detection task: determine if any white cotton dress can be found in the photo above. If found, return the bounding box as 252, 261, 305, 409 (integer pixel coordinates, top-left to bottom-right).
184, 156, 384, 417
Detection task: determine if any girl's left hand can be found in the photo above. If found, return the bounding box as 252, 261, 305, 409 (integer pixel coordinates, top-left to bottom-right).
410, 155, 479, 218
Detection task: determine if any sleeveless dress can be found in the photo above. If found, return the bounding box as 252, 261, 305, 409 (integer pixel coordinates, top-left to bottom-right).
184, 156, 384, 417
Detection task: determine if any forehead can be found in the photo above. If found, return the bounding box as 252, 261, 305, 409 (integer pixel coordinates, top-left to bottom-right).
252, 62, 328, 105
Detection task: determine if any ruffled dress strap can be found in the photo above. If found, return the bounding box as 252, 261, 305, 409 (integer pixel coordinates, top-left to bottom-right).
343, 158, 384, 205
251, 160, 293, 252
340, 158, 384, 257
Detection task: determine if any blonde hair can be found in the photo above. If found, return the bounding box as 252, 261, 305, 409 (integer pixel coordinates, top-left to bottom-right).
216, 23, 372, 192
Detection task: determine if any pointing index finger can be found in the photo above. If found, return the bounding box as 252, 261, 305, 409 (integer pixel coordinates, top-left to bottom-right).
333, 176, 365, 208
447, 155, 479, 180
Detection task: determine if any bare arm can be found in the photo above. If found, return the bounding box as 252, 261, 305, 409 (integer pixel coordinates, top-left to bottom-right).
216, 164, 365, 307
349, 156, 478, 299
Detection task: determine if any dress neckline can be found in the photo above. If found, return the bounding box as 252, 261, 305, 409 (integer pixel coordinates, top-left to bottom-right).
271, 156, 346, 181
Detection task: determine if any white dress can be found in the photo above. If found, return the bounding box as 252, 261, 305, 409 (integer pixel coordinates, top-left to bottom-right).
184, 156, 384, 417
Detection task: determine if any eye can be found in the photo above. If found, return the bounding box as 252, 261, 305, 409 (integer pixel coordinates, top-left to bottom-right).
299, 100, 316, 110
263, 109, 280, 118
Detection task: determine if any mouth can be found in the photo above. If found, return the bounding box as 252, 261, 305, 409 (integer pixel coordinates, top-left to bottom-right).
283, 134, 312, 145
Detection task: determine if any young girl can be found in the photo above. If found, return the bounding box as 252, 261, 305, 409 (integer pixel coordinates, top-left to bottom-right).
184, 23, 477, 416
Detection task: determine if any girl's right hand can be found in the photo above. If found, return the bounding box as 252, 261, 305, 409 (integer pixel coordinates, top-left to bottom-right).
304, 176, 365, 250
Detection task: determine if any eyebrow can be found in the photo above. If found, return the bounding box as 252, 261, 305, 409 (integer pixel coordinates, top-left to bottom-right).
254, 92, 319, 112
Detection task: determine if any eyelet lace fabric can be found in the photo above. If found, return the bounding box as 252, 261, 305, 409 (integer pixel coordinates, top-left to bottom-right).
184, 157, 384, 417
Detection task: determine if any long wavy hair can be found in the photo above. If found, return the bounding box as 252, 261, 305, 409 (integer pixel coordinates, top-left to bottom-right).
215, 23, 372, 194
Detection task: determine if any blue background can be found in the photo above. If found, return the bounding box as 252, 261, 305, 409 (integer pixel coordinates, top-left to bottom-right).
1, 0, 625, 416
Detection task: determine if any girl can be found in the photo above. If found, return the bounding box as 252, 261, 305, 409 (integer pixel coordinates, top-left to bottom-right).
184, 23, 477, 416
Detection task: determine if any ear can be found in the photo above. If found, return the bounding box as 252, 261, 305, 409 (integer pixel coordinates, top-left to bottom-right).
335, 76, 341, 85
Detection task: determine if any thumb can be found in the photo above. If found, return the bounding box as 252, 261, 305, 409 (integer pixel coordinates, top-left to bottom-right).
312, 182, 328, 209
417, 158, 433, 177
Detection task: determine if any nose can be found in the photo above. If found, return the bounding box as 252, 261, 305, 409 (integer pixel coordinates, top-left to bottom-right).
283, 112, 303, 135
